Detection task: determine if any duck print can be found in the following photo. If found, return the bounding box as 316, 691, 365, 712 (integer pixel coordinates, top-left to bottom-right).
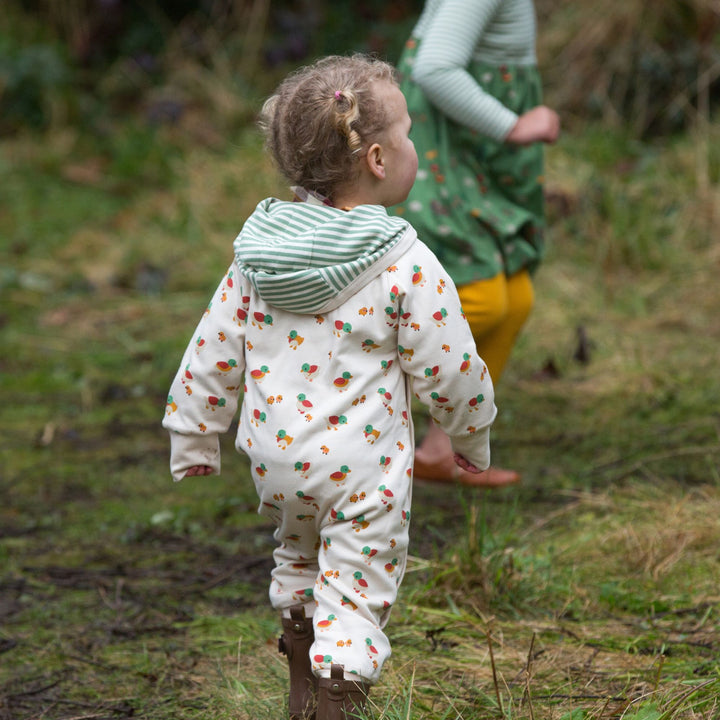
412, 265, 426, 286
276, 429, 293, 449
353, 571, 369, 594
384, 306, 398, 327
352, 515, 370, 532
437, 278, 446, 294
295, 490, 319, 511
377, 484, 394, 505
384, 558, 399, 574
399, 308, 412, 326
377, 388, 393, 414
300, 363, 320, 381
361, 546, 378, 564
363, 424, 380, 444
424, 365, 440, 381
358, 306, 374, 316
333, 320, 352, 337
360, 338, 380, 352
365, 638, 380, 667
296, 393, 313, 416
432, 308, 448, 327
194, 336, 205, 353
235, 307, 248, 325
317, 614, 337, 631
217, 331, 227, 342
252, 311, 273, 329
333, 372, 353, 391
326, 415, 348, 431
294, 462, 311, 479
389, 285, 400, 303
430, 392, 452, 412
350, 492, 366, 503
398, 345, 414, 361
313, 653, 334, 667
249, 365, 270, 383
468, 393, 485, 411
379, 456, 392, 473
460, 352, 472, 375
330, 507, 345, 521
164, 394, 179, 416
206, 395, 226, 411
250, 408, 267, 426
255, 463, 268, 478
287, 330, 304, 349
329, 465, 351, 485
340, 595, 358, 611
380, 359, 393, 375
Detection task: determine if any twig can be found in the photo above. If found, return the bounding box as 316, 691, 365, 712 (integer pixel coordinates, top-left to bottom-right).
486, 625, 504, 716
522, 632, 537, 720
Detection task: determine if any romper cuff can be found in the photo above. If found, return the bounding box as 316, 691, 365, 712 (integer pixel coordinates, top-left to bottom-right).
449, 428, 492, 472
168, 431, 221, 482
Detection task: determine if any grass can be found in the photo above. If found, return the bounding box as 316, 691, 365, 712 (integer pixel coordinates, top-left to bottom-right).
2, 14, 720, 720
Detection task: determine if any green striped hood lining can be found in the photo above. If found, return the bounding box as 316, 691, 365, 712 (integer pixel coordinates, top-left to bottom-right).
234, 198, 417, 314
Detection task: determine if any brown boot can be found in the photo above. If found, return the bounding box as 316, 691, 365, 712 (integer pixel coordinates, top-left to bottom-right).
278, 604, 317, 720
316, 663, 369, 720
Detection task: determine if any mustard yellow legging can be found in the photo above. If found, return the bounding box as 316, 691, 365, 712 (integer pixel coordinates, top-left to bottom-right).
456, 269, 534, 383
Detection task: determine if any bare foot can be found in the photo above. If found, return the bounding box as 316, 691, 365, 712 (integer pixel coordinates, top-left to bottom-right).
414, 449, 520, 488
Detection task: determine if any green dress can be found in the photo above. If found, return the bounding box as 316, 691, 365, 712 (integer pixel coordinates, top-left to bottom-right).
394, 23, 547, 285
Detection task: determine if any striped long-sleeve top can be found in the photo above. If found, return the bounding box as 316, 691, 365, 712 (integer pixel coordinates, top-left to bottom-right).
409, 0, 538, 141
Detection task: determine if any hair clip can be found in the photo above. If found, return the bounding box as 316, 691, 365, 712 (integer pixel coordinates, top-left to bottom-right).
334, 90, 342, 100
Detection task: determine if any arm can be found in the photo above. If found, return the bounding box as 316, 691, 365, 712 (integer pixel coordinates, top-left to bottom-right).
412, 0, 518, 142
162, 263, 247, 481
412, 0, 559, 144
395, 244, 497, 470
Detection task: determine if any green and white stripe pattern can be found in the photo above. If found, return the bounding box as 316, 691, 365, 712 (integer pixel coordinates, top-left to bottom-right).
234, 198, 415, 314
409, 0, 537, 141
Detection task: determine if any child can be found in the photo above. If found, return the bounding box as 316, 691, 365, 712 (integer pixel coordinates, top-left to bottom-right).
392, 0, 560, 487
162, 54, 496, 720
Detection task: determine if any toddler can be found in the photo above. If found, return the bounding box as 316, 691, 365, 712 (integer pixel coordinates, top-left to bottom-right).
163, 54, 496, 720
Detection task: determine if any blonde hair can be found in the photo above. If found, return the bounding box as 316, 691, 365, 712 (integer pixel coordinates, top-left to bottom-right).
259, 54, 398, 202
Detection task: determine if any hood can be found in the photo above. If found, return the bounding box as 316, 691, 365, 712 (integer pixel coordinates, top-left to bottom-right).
233, 197, 416, 314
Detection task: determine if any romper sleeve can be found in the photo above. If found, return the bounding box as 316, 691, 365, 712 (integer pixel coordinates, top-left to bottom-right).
162, 262, 247, 481
394, 242, 497, 470
411, 0, 519, 141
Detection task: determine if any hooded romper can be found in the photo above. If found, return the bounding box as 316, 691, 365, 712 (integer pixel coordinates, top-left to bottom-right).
163, 198, 496, 683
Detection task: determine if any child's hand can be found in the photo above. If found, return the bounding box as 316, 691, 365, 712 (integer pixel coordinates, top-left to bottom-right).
183, 465, 214, 477
506, 106, 560, 146
453, 453, 483, 474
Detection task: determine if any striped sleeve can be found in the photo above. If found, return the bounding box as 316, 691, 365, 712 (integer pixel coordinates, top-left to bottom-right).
411, 0, 519, 142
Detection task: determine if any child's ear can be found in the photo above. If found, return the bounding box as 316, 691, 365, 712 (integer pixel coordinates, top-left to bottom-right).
365, 142, 386, 181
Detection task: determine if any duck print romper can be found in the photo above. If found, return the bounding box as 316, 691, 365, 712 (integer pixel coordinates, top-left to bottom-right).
163, 199, 496, 683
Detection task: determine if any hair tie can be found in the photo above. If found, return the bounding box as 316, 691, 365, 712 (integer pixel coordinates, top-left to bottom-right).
334, 90, 342, 100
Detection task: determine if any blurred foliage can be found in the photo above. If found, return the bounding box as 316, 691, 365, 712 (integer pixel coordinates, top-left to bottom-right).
538, 0, 720, 136
0, 0, 718, 139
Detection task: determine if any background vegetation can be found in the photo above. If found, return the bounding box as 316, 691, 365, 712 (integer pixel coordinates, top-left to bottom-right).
1, 1, 719, 718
